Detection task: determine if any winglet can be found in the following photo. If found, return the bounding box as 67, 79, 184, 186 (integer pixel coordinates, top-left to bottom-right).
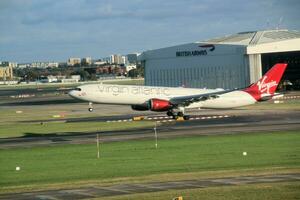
244, 63, 288, 101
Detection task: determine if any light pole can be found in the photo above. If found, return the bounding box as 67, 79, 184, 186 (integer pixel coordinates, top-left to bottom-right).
96, 133, 100, 159
154, 122, 158, 149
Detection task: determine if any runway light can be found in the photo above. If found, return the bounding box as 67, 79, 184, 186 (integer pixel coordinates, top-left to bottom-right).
16, 166, 20, 171
243, 152, 247, 156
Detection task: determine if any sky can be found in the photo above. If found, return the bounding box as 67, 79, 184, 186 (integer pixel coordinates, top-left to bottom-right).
0, 0, 299, 63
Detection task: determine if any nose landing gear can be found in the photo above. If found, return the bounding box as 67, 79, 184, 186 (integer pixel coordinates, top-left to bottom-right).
88, 102, 93, 112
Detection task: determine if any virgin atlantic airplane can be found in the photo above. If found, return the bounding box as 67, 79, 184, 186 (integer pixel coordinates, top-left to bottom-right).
69, 63, 287, 119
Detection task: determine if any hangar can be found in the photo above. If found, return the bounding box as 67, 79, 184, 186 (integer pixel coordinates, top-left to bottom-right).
138, 29, 300, 90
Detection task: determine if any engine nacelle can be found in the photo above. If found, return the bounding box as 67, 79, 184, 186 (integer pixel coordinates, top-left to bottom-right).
149, 98, 173, 111
131, 104, 150, 111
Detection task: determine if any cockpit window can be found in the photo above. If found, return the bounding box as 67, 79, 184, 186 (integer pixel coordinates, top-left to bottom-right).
75, 88, 82, 91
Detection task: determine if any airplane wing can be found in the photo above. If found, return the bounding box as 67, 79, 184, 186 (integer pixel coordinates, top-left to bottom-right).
169, 89, 236, 107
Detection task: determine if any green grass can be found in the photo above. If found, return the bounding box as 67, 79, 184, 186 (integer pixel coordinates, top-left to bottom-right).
99, 182, 300, 200
0, 131, 299, 190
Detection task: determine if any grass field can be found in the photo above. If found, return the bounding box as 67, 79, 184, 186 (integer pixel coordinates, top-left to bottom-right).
0, 131, 299, 193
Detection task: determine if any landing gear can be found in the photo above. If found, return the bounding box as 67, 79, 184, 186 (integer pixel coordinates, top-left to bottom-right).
166, 111, 174, 117
183, 115, 190, 120
177, 112, 184, 117
88, 102, 93, 112
166, 110, 190, 120
166, 110, 177, 119
177, 112, 190, 120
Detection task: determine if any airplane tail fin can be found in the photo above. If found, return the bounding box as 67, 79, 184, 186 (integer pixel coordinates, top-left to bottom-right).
243, 63, 288, 101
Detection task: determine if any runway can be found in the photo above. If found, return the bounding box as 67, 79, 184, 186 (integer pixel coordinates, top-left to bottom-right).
0, 173, 299, 200
1, 110, 299, 149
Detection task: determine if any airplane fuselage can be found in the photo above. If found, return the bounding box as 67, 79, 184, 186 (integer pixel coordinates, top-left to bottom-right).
70, 84, 256, 109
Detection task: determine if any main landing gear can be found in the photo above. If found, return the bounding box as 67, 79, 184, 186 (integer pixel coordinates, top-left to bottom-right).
166, 110, 190, 120
88, 102, 93, 112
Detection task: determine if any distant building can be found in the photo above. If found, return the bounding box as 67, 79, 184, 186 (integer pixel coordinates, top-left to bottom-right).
82, 57, 92, 65
61, 75, 81, 83
126, 64, 137, 72
110, 54, 126, 64
30, 62, 59, 68
1, 61, 18, 68
9, 62, 18, 68
48, 62, 59, 68
94, 61, 106, 65
102, 57, 112, 64
68, 58, 81, 66
40, 75, 80, 83
121, 56, 126, 65
40, 75, 58, 83
17, 63, 30, 68
0, 66, 13, 80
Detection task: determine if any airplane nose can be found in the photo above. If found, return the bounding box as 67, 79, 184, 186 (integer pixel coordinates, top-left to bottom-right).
68, 90, 77, 98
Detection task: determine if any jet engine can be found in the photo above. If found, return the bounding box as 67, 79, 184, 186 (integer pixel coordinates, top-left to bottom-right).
131, 104, 149, 111
131, 98, 173, 112
149, 98, 173, 111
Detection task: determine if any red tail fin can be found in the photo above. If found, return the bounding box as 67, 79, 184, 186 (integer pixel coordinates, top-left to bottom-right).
244, 63, 287, 101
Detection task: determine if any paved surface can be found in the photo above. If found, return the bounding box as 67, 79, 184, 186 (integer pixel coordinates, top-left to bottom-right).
0, 173, 299, 200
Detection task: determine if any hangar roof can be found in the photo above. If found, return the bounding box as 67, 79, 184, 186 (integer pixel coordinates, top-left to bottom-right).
206, 29, 300, 45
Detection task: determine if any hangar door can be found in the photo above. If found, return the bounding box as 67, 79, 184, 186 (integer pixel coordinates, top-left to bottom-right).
261, 51, 300, 90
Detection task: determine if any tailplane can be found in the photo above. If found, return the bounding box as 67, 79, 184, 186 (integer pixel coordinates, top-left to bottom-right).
244, 63, 287, 101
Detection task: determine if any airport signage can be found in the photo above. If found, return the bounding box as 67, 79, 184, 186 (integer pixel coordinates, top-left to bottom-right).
176, 44, 215, 57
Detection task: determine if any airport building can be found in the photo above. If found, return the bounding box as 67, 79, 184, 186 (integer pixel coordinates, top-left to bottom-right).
138, 29, 300, 89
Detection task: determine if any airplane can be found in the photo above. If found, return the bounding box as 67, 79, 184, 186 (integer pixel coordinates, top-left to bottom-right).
69, 63, 287, 119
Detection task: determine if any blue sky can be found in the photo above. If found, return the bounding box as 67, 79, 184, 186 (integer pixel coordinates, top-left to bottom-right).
0, 0, 299, 63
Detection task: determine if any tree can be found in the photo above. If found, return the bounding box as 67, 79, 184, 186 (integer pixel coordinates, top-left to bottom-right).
71, 69, 90, 81
128, 69, 138, 78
